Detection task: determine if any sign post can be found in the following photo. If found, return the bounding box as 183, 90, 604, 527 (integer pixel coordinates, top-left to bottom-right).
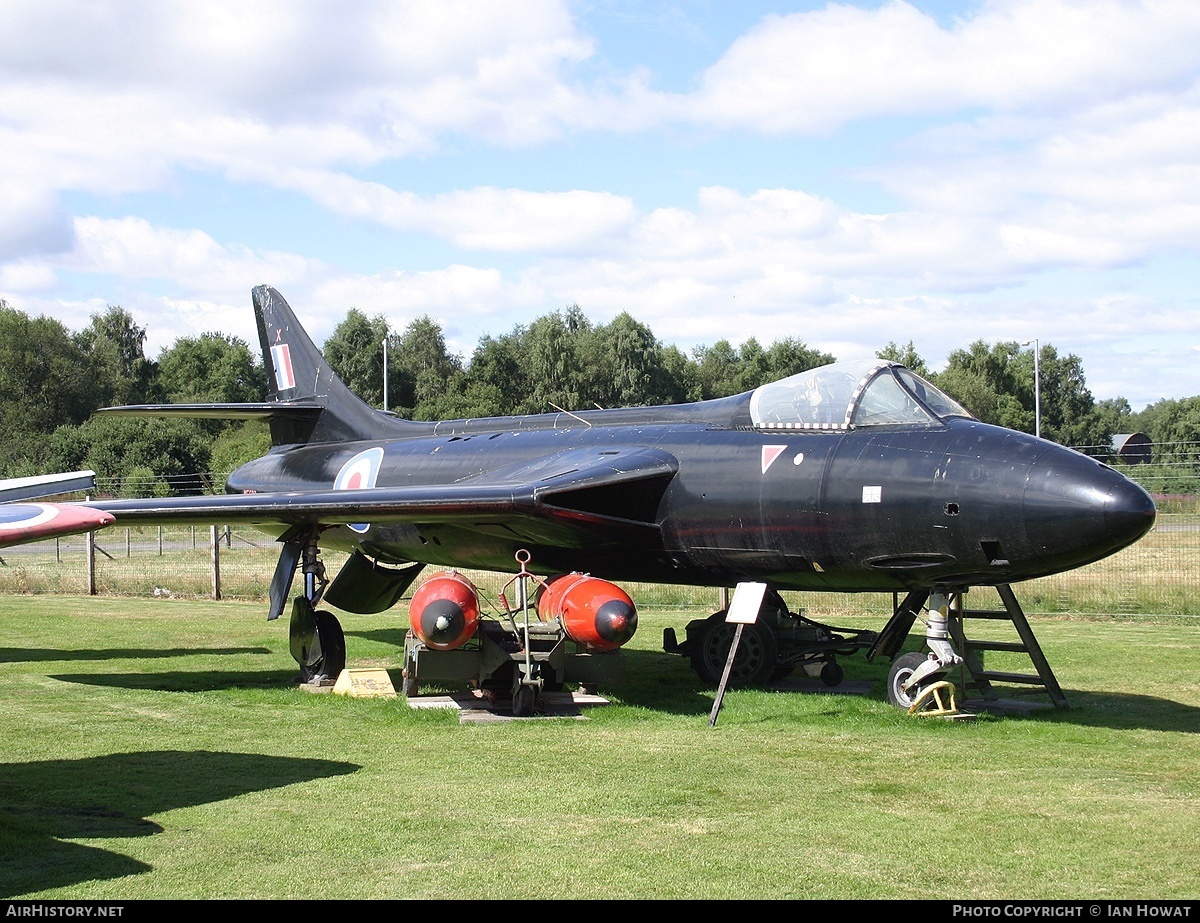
708, 582, 767, 727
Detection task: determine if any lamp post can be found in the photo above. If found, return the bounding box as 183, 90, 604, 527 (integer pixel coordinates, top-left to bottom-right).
382, 336, 389, 413
1022, 339, 1041, 439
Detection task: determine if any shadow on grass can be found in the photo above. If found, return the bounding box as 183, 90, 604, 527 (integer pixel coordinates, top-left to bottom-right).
50, 669, 303, 692
1037, 688, 1200, 733
347, 628, 409, 649
35, 637, 1200, 732
1, 646, 271, 663
0, 750, 359, 898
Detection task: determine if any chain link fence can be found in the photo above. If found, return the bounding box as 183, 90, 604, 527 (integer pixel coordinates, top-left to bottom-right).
1, 514, 1195, 620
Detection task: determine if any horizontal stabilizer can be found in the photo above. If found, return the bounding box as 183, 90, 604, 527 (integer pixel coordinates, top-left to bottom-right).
0, 470, 98, 503
96, 402, 324, 421
96, 400, 327, 447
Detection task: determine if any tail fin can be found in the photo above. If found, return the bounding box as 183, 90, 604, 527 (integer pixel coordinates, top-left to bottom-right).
253, 285, 395, 446
96, 287, 397, 448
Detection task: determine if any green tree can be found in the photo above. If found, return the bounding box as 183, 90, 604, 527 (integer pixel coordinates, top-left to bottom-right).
390, 315, 462, 418
50, 416, 213, 495
463, 331, 528, 416
730, 338, 772, 393
934, 340, 1113, 452
586, 312, 684, 408
521, 306, 591, 413
1133, 396, 1200, 448
0, 302, 95, 475
157, 333, 265, 404
1031, 345, 1104, 448
323, 309, 389, 407
934, 340, 1031, 431
688, 336, 833, 401
658, 344, 697, 405
690, 340, 741, 400
1092, 397, 1135, 454
877, 340, 930, 376
208, 422, 273, 491
76, 306, 158, 406
764, 338, 836, 381
0, 304, 94, 432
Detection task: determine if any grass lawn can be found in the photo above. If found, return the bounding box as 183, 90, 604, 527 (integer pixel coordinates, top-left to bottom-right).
1, 595, 1197, 900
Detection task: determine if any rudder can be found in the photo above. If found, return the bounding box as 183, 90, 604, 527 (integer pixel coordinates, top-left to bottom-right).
253, 285, 394, 445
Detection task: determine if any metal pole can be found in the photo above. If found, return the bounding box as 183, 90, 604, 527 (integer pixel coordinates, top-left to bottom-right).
210, 524, 221, 600
383, 336, 389, 412
1022, 338, 1041, 438
1033, 343, 1041, 439
86, 531, 96, 596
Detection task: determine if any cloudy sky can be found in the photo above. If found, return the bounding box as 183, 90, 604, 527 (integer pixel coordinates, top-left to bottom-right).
2, 0, 1198, 411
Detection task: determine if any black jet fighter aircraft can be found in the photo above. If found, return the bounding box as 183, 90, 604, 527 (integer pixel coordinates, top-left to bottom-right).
8, 286, 1156, 714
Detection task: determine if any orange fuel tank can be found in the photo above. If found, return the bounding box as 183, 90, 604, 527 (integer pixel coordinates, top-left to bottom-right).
408, 571, 480, 651
537, 574, 637, 652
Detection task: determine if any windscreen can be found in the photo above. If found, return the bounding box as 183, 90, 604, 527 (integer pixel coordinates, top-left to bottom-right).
750, 361, 973, 430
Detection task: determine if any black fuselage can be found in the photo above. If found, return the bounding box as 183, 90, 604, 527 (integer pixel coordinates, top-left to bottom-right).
224, 405, 1155, 594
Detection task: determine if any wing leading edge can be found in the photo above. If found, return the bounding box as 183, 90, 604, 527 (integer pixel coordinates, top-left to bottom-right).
0, 471, 114, 548
83, 445, 679, 545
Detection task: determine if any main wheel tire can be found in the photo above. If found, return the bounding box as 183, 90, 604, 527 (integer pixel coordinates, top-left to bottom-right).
309, 609, 346, 682
689, 613, 780, 688
887, 651, 938, 710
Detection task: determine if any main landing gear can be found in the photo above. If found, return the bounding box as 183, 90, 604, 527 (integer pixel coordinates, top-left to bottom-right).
285, 531, 346, 686
290, 597, 346, 685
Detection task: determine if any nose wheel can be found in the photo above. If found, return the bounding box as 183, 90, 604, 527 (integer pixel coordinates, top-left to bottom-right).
886, 651, 942, 710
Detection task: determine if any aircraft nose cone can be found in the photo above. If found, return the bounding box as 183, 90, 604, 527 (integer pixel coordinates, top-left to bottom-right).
1102, 471, 1157, 546
1023, 448, 1156, 572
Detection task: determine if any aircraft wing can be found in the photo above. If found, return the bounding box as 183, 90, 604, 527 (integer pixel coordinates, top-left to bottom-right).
0, 470, 101, 502
0, 503, 116, 548
82, 445, 679, 546
0, 471, 115, 548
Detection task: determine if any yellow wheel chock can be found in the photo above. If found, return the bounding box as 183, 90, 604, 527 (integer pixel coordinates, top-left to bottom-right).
908, 680, 959, 717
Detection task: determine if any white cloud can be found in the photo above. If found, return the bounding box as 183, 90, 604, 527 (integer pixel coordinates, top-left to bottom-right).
682, 0, 1200, 133
0, 0, 593, 158
275, 171, 640, 252
2, 1, 1200, 410
0, 261, 58, 293
64, 217, 321, 291
0, 182, 74, 262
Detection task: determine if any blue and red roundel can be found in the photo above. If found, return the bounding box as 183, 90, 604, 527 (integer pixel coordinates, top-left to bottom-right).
0, 503, 115, 547
333, 447, 385, 534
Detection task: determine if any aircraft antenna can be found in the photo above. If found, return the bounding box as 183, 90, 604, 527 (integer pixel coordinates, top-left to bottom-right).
548, 403, 592, 427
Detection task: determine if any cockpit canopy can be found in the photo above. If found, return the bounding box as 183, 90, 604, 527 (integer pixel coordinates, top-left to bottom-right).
749, 359, 973, 431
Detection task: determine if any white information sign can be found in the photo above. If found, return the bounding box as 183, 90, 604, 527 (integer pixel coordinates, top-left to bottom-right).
725, 581, 768, 624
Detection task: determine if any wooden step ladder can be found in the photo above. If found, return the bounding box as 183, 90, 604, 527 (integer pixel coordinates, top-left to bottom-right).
947, 584, 1068, 709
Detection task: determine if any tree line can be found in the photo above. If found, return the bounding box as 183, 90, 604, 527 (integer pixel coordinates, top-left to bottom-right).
0, 298, 1195, 496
